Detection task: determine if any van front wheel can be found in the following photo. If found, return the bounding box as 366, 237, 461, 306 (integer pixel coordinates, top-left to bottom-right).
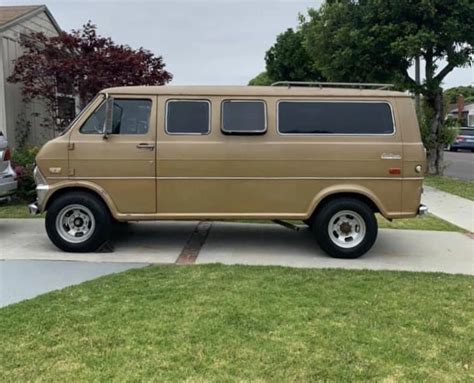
313, 198, 377, 259
45, 192, 111, 252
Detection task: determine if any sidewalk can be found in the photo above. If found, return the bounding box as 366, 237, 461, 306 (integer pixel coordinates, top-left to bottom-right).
0, 260, 144, 308
422, 186, 474, 232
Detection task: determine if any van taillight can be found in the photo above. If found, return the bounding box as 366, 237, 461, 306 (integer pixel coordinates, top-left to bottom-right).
4, 147, 11, 161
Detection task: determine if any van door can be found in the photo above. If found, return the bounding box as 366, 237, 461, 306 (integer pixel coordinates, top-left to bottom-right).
68, 95, 157, 214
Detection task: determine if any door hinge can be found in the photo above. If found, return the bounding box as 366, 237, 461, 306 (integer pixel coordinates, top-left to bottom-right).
68, 142, 75, 150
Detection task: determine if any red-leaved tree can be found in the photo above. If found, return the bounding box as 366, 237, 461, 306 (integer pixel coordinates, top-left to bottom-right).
8, 21, 172, 132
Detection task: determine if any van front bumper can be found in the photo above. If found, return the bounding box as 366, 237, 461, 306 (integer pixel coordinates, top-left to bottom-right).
418, 204, 428, 216
28, 184, 50, 215
28, 201, 39, 215
29, 167, 50, 215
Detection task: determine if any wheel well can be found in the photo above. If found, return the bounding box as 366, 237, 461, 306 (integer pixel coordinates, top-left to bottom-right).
311, 192, 380, 219
45, 187, 110, 212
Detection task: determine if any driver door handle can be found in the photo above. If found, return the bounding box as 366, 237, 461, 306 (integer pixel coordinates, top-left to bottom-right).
136, 143, 155, 150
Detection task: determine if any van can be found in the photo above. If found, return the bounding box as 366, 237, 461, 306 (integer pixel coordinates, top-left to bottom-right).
29, 83, 427, 258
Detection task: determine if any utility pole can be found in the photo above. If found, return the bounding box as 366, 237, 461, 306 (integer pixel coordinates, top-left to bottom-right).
415, 56, 421, 118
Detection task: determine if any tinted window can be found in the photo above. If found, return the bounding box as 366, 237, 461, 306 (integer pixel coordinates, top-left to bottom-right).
166, 100, 210, 134
80, 99, 152, 135
222, 101, 266, 134
278, 101, 394, 135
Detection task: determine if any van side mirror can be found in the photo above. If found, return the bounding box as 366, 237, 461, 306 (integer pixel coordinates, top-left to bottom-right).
103, 96, 114, 139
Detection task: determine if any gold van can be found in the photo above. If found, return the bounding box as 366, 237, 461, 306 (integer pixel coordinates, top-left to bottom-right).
30, 83, 427, 258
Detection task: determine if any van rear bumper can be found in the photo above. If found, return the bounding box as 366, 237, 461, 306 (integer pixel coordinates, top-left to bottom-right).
418, 204, 428, 216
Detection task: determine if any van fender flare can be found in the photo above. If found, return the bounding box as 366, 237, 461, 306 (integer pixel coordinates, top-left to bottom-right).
43, 181, 120, 219
307, 184, 387, 218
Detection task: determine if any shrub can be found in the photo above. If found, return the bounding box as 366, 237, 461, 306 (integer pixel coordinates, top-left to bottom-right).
12, 146, 39, 167
12, 147, 39, 201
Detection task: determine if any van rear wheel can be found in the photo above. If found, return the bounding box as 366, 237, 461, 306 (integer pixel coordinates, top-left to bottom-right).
313, 198, 377, 259
45, 191, 111, 252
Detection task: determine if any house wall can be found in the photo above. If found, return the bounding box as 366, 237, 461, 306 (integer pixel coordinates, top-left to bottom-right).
0, 11, 59, 148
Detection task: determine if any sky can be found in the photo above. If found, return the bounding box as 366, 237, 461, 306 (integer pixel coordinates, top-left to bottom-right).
3, 0, 473, 88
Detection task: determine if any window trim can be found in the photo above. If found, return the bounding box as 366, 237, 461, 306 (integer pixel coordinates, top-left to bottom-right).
79, 97, 153, 135
165, 99, 211, 135
62, 94, 104, 136
221, 99, 268, 135
276, 100, 396, 136
79, 99, 105, 135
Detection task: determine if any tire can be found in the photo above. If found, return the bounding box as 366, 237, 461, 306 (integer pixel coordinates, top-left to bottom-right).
313, 198, 377, 259
45, 191, 112, 252
450, 147, 458, 152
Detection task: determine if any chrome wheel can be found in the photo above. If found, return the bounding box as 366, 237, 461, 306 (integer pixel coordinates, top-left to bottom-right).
328, 210, 366, 249
55, 204, 96, 244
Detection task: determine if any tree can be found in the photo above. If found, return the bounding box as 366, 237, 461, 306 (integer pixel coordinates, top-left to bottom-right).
249, 28, 324, 86
8, 22, 172, 132
303, 0, 474, 174
444, 86, 474, 104
265, 28, 324, 83
248, 71, 273, 86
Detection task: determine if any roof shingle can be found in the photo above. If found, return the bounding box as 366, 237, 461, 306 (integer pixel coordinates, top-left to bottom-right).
0, 5, 43, 27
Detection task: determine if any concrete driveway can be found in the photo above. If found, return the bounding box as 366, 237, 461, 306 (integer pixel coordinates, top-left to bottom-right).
1, 219, 472, 275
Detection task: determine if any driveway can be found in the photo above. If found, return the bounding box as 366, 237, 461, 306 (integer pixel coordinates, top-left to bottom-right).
1, 219, 472, 274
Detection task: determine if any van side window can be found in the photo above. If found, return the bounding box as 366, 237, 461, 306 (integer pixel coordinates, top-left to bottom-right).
166, 100, 210, 135
80, 99, 152, 135
278, 101, 394, 135
221, 100, 266, 134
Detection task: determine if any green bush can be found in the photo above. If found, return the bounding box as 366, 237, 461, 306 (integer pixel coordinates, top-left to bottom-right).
12, 146, 39, 201
420, 115, 459, 150
12, 146, 39, 167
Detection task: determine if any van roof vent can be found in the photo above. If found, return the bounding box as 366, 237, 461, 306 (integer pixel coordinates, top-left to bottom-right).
271, 81, 394, 90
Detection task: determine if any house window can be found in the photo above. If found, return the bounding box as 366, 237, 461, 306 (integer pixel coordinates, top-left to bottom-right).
278, 101, 394, 135
166, 100, 210, 134
221, 100, 266, 134
57, 96, 76, 122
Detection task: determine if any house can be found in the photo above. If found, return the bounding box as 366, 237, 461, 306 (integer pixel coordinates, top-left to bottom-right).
0, 5, 61, 148
447, 103, 474, 128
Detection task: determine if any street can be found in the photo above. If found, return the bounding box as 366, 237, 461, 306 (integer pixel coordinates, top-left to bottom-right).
444, 151, 474, 180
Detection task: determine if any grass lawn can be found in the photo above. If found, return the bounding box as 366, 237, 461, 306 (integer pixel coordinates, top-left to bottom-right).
0, 265, 472, 381
0, 201, 44, 218
425, 175, 474, 201
376, 213, 464, 232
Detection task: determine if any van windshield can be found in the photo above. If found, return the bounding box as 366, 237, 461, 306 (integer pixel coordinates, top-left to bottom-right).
59, 94, 105, 136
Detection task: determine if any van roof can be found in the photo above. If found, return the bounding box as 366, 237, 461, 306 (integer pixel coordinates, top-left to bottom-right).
101, 85, 409, 98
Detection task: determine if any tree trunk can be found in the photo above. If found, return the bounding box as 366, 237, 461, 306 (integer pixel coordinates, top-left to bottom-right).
425, 89, 445, 175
